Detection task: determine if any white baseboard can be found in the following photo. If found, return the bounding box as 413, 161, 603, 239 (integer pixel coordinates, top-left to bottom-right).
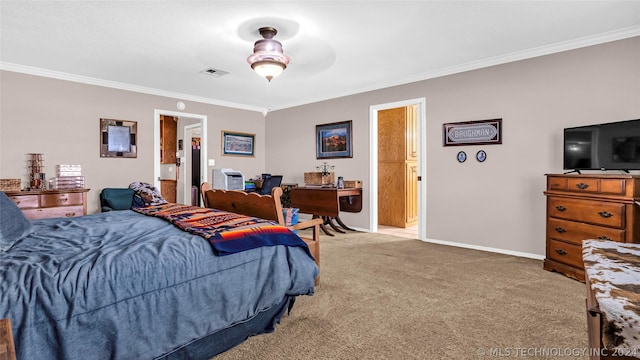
330, 227, 545, 261
420, 237, 545, 260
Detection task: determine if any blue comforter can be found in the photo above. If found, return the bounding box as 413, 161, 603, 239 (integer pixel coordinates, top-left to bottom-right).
0, 210, 318, 359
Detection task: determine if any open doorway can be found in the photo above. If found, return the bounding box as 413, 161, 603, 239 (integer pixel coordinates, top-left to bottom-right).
369, 98, 426, 240
154, 109, 208, 206
183, 123, 202, 206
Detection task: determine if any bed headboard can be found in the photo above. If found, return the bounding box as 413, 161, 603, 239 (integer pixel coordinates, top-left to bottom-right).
204, 188, 285, 225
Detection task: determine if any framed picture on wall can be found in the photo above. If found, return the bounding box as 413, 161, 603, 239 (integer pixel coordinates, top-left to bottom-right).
316, 120, 353, 159
100, 118, 137, 158
222, 131, 255, 156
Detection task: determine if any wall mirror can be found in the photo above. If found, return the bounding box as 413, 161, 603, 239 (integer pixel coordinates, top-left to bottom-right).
100, 118, 137, 158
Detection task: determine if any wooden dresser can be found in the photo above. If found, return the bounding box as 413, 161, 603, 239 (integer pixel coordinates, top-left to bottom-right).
543, 174, 640, 282
4, 188, 90, 220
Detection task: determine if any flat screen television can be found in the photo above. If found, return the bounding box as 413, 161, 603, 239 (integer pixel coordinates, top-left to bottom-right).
564, 118, 640, 172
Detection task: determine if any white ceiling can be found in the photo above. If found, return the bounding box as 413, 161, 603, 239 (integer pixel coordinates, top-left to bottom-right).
2, 1, 640, 113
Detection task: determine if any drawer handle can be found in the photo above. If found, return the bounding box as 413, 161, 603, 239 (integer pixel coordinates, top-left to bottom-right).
555, 249, 567, 256
555, 205, 567, 212
576, 183, 589, 190
598, 211, 613, 218
554, 227, 566, 234
64, 213, 76, 217
57, 198, 69, 203
597, 236, 612, 241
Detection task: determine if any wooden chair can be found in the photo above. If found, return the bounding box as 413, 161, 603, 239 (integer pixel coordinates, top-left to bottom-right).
200, 182, 211, 207
205, 187, 322, 285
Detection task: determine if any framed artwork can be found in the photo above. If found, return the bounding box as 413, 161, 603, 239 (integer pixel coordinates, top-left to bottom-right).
316, 120, 353, 159
100, 118, 137, 158
222, 131, 255, 156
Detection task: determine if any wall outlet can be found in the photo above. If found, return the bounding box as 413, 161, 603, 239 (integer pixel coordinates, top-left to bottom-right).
208, 159, 215, 167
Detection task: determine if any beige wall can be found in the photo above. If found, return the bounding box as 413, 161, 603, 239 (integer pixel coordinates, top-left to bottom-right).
265, 36, 640, 256
1, 37, 638, 257
0, 71, 267, 213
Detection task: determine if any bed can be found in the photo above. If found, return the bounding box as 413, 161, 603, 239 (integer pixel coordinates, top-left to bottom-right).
0, 189, 319, 359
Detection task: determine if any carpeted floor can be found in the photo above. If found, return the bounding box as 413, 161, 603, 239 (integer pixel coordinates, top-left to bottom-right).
214, 231, 588, 360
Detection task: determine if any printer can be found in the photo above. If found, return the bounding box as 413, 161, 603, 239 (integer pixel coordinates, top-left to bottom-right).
212, 168, 245, 191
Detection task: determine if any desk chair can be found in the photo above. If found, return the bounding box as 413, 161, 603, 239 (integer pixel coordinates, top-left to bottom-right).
200, 182, 211, 207
259, 175, 283, 195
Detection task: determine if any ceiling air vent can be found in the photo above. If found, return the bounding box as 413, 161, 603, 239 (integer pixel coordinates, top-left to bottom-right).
199, 68, 229, 77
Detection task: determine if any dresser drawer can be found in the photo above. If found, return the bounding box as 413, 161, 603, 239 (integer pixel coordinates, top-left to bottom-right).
39, 192, 84, 207
548, 239, 583, 269
548, 218, 625, 245
599, 179, 626, 195
22, 205, 85, 220
548, 197, 624, 228
7, 195, 38, 209
547, 176, 567, 191
566, 178, 599, 193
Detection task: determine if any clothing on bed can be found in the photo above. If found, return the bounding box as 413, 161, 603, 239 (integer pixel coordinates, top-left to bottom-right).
132, 203, 311, 256
128, 181, 168, 207
0, 210, 318, 359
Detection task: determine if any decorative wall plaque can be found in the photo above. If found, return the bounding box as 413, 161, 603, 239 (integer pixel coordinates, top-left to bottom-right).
443, 119, 502, 146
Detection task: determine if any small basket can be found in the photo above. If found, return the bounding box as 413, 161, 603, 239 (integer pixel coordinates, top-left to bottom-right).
304, 172, 335, 186
344, 180, 362, 188
0, 179, 21, 192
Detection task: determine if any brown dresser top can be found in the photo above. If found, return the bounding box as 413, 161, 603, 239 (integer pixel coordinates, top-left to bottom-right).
2, 188, 89, 196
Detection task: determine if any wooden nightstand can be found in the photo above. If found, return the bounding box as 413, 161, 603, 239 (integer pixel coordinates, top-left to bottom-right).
0, 318, 16, 360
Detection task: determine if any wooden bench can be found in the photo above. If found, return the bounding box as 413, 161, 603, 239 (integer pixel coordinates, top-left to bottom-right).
204, 187, 321, 285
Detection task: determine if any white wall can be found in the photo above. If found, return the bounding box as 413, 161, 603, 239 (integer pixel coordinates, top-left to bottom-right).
1, 37, 638, 257
0, 71, 267, 213
265, 36, 640, 257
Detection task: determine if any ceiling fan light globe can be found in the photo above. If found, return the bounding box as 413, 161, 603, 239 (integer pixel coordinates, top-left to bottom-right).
251, 60, 285, 81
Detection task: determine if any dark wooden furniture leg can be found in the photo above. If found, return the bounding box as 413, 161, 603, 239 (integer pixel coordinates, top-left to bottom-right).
334, 215, 356, 231
327, 217, 346, 233
315, 215, 334, 236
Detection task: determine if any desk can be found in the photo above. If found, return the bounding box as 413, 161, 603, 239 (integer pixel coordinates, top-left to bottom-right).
290, 187, 362, 236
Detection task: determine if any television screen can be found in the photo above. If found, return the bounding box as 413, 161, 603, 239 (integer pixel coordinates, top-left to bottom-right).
564, 119, 640, 171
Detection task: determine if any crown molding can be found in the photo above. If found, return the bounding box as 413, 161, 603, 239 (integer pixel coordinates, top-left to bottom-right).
0, 62, 266, 113
2, 25, 639, 113
269, 25, 640, 111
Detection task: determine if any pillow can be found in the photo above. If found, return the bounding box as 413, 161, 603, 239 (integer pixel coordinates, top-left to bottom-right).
101, 188, 135, 210
0, 191, 34, 251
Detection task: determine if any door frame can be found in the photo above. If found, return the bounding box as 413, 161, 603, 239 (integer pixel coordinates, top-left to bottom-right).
182, 123, 201, 205
369, 98, 426, 240
154, 109, 208, 204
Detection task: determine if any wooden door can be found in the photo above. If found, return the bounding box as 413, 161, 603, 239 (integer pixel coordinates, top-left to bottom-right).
406, 162, 418, 225
160, 115, 177, 164
406, 105, 418, 161
378, 106, 418, 228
